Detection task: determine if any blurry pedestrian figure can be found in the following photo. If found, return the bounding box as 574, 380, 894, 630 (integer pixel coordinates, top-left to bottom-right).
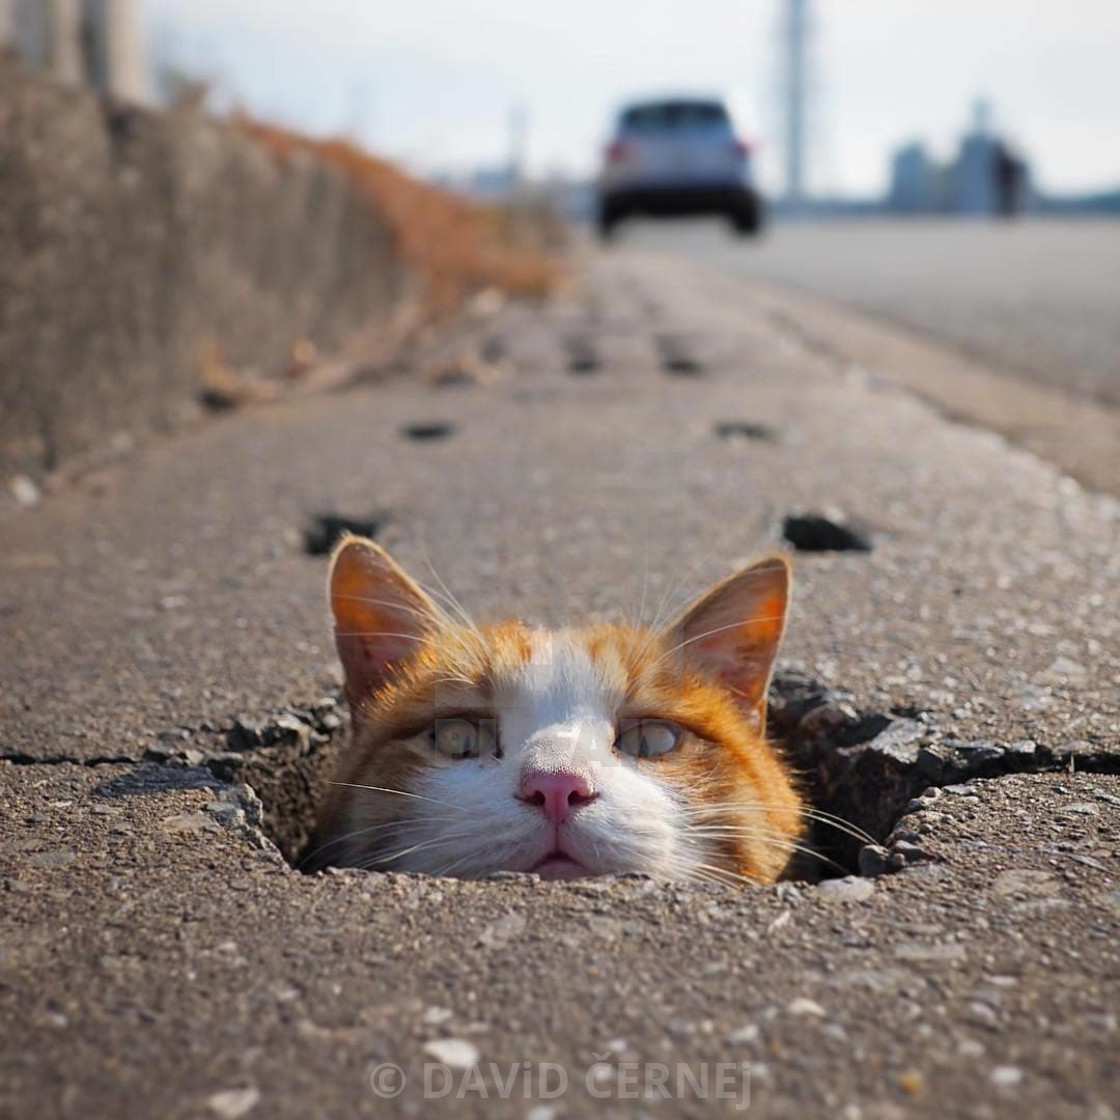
994, 141, 1024, 219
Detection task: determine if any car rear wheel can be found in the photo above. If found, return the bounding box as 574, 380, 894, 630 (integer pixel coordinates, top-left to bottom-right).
730, 196, 764, 237
597, 207, 622, 243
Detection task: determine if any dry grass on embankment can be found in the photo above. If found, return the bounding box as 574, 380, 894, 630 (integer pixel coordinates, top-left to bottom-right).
241, 119, 563, 318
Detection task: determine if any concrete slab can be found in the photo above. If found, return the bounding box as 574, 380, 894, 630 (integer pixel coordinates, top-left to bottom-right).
1, 250, 1117, 1117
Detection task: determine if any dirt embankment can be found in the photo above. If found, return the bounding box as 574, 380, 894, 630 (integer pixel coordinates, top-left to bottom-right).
0, 60, 559, 483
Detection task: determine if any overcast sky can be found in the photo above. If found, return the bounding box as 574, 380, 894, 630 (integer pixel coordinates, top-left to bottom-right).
146, 0, 1120, 196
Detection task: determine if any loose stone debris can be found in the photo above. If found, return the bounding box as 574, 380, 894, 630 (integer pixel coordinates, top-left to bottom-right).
303, 512, 386, 556
782, 512, 873, 553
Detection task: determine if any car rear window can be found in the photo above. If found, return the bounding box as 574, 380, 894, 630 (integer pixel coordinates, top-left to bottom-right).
620, 101, 730, 132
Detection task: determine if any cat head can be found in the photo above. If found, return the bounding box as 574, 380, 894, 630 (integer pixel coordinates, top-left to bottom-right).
309, 537, 804, 884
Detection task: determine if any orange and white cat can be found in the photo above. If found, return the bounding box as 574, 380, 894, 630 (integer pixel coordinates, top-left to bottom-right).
308, 537, 804, 884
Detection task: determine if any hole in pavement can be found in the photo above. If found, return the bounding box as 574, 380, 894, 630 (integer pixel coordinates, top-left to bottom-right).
714, 421, 777, 443
664, 356, 703, 376
303, 513, 386, 557
197, 386, 239, 413
565, 336, 599, 375
402, 422, 455, 442
157, 683, 930, 880
783, 513, 872, 553
154, 678, 1115, 884
657, 334, 704, 376
147, 697, 347, 863
429, 366, 477, 389
480, 334, 506, 364
174, 680, 922, 880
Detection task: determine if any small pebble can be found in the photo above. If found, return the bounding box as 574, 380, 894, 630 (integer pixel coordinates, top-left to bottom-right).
27, 850, 76, 868
526, 1107, 561, 1120
423, 1038, 480, 1068
817, 876, 875, 902
898, 1069, 924, 1095
1062, 803, 1097, 816
477, 912, 526, 947
990, 1066, 1023, 1088
968, 1002, 1000, 1029
726, 1024, 760, 1044
159, 813, 219, 835
787, 997, 826, 1018
10, 474, 41, 508
207, 1087, 260, 1118
892, 840, 930, 862
858, 845, 892, 877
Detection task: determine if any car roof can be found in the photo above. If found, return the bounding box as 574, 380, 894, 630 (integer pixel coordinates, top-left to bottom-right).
615, 97, 734, 132
619, 96, 728, 114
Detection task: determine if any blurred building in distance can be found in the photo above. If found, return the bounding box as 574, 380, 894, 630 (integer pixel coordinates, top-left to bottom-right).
887, 99, 1033, 218
888, 142, 947, 214
0, 0, 148, 102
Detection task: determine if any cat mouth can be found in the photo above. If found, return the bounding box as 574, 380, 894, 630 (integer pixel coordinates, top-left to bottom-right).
530, 852, 590, 880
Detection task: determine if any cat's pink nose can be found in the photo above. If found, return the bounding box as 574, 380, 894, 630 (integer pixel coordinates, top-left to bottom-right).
519, 769, 597, 824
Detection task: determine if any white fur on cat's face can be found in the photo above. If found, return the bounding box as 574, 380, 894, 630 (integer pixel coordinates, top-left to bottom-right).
387, 631, 697, 880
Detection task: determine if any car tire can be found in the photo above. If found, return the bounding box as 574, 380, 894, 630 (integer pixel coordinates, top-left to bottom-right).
597, 198, 625, 243
730, 196, 764, 237
597, 212, 621, 243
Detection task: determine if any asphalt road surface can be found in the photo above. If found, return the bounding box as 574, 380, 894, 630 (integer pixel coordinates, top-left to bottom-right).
2, 249, 1118, 1118
625, 218, 1120, 406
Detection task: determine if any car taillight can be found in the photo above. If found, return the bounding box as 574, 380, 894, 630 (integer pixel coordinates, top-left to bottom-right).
605, 139, 632, 164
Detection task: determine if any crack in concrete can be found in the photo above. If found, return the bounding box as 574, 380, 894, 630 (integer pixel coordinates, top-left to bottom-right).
0, 753, 138, 767
770, 672, 1120, 875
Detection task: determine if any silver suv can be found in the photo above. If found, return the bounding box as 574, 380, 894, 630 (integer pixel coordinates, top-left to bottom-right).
597, 96, 763, 239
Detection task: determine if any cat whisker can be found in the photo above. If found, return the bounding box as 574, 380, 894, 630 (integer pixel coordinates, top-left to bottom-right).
416, 542, 486, 646
327, 782, 460, 811
330, 594, 448, 627
336, 629, 431, 642
365, 831, 477, 870
684, 825, 846, 875
683, 802, 875, 846
336, 627, 485, 682
298, 816, 463, 869
686, 862, 759, 888
634, 539, 651, 631
429, 675, 484, 689
644, 527, 739, 636
651, 615, 787, 669
430, 849, 489, 878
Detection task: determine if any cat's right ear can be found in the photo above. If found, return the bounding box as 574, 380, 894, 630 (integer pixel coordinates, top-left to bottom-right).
328, 537, 439, 714
665, 555, 790, 734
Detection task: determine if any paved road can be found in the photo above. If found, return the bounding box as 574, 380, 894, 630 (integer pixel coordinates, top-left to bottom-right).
625, 219, 1120, 406
2, 252, 1118, 1118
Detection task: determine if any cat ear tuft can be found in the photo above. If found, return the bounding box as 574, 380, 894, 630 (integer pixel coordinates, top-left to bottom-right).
328, 537, 439, 717
667, 556, 790, 733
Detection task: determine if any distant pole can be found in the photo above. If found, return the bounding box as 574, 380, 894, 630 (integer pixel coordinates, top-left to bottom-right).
783, 0, 809, 209
509, 102, 528, 191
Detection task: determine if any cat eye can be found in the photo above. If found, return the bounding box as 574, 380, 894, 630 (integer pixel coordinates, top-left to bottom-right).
432, 717, 497, 760
616, 719, 682, 760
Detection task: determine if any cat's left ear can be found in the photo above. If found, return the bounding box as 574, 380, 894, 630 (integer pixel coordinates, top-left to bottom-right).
667, 556, 790, 733
328, 536, 440, 717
